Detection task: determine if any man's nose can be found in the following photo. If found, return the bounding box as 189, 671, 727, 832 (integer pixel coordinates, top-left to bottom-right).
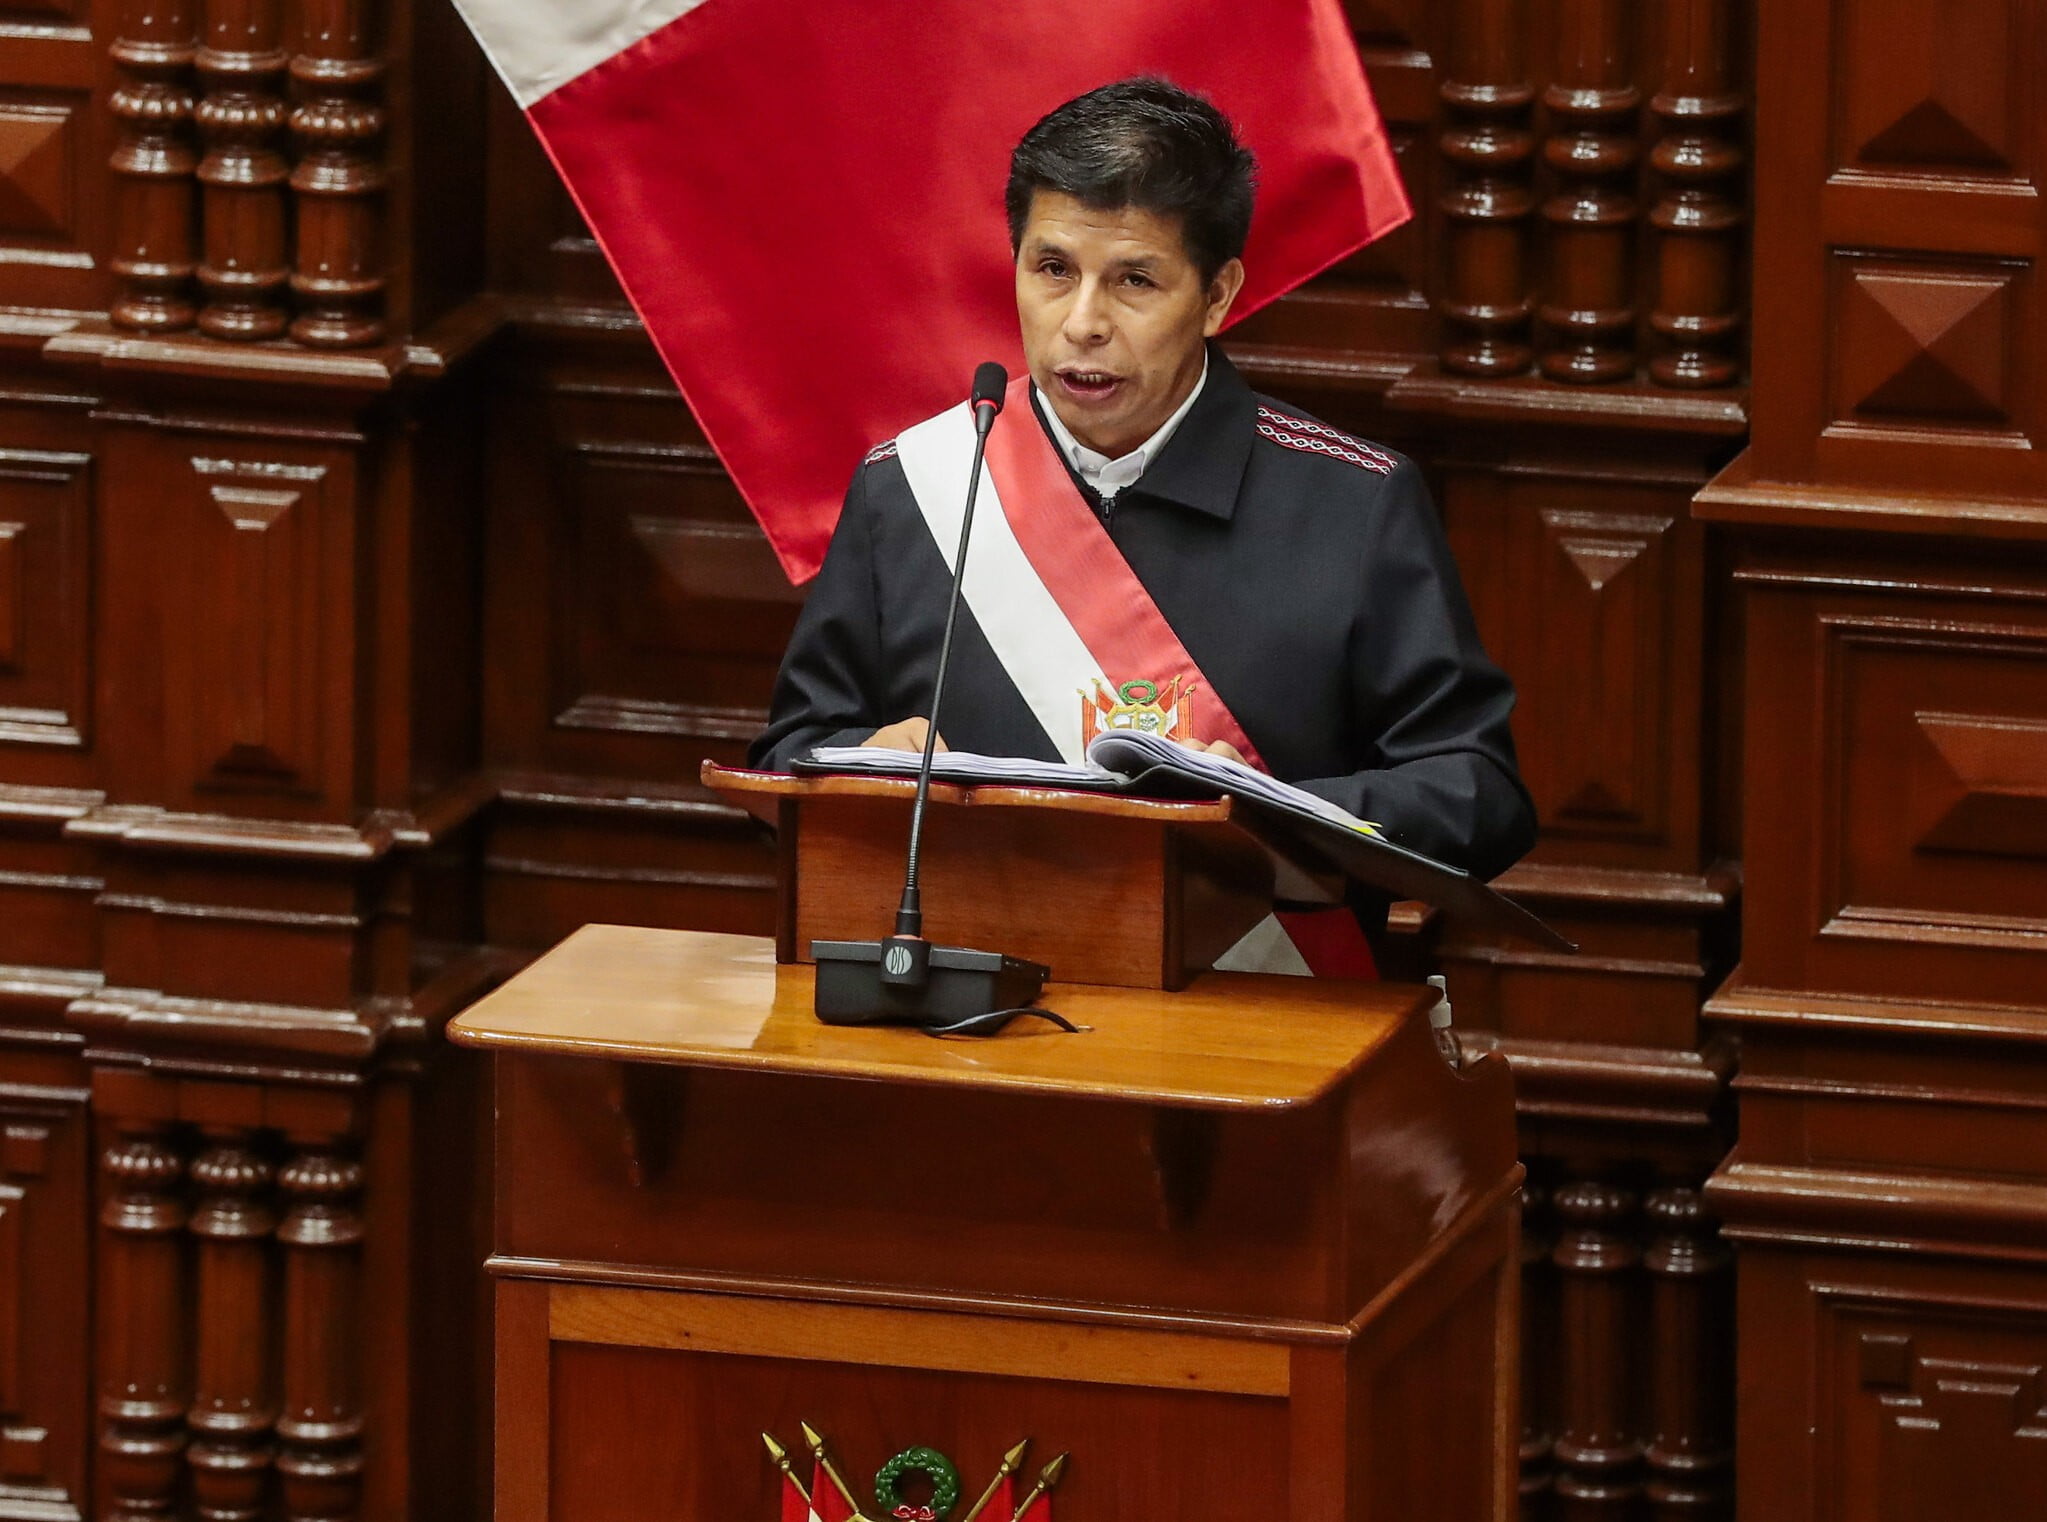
1061, 278, 1113, 345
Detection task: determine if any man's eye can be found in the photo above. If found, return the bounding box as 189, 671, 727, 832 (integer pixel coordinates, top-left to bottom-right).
1124, 273, 1154, 289
1039, 260, 1068, 278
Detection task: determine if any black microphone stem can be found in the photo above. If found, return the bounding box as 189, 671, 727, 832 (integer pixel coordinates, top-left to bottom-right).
895, 401, 997, 939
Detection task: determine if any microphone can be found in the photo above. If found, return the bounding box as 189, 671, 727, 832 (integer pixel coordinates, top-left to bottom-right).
811, 362, 1053, 1032
970, 358, 1006, 424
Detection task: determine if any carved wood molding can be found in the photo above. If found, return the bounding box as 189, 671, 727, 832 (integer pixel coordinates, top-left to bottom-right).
1709, 1158, 2047, 1259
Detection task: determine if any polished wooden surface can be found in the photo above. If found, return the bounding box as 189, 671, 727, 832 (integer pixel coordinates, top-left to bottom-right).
450, 925, 1422, 1109
52, 1, 2047, 1518
705, 763, 1280, 988
1691, 0, 2047, 1515
0, 1, 1751, 1512
481, 926, 1523, 1520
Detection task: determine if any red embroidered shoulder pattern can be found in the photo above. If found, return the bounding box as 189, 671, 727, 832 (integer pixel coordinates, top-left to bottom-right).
862, 439, 899, 466
1253, 406, 1396, 475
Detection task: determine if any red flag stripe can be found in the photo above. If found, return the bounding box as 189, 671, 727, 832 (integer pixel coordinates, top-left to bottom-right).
514, 0, 1409, 581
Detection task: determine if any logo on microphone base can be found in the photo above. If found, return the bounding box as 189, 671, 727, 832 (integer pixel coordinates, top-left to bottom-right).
883, 945, 914, 978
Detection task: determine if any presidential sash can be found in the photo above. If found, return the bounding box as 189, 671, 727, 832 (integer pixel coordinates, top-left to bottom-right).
892, 377, 1377, 981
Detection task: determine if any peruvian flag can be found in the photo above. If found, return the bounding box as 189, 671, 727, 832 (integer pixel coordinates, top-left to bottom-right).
778, 1470, 811, 1522
808, 1470, 858, 1522
451, 0, 1409, 583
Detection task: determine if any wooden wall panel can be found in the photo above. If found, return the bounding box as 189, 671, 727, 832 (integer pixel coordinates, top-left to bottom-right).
0, 1072, 90, 1522
547, 436, 801, 744
0, 9, 106, 318
1703, 1, 2047, 1517
0, 444, 89, 751
0, 3, 1770, 1521
1736, 1257, 2047, 1522
1450, 471, 1704, 869
1736, 546, 2047, 1008
175, 453, 347, 807
1744, 0, 2046, 504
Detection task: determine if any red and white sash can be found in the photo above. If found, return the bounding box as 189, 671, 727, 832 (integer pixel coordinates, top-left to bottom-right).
892, 377, 1377, 981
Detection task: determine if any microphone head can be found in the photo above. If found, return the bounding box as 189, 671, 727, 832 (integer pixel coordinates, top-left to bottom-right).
971, 362, 1009, 414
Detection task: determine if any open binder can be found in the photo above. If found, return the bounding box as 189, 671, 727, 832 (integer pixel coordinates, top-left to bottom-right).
797, 730, 1573, 953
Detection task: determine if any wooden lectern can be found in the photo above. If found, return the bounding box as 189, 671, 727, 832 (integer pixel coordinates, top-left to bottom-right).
450, 772, 1522, 1521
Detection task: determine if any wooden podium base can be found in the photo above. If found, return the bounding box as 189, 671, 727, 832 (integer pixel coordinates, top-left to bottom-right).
454, 927, 1522, 1521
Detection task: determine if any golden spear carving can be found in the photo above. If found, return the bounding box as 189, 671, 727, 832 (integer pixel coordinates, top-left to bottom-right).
1008, 1453, 1067, 1521
957, 1440, 1029, 1522
763, 1433, 812, 1506
801, 1421, 874, 1521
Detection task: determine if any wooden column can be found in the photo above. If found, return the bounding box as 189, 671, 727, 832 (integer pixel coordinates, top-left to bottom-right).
1551, 1177, 1641, 1521
195, 0, 292, 340
275, 1139, 365, 1522
1539, 0, 1641, 382
1519, 1177, 1556, 1522
1438, 0, 1536, 377
1643, 1185, 1731, 1521
96, 1125, 188, 1522
188, 1131, 278, 1522
108, 0, 201, 333
290, 0, 388, 348
1648, 0, 1745, 388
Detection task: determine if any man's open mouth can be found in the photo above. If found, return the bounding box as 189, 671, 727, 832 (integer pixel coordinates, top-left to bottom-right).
1057, 369, 1123, 400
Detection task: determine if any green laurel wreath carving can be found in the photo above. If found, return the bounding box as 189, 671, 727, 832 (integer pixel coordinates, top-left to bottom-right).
873, 1447, 960, 1520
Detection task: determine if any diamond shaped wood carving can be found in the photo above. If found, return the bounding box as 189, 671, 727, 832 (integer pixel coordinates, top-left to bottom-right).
1912, 710, 2047, 859
1837, 262, 2013, 425
0, 105, 71, 238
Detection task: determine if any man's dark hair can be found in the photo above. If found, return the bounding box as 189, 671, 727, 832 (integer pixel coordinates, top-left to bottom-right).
1006, 78, 1258, 282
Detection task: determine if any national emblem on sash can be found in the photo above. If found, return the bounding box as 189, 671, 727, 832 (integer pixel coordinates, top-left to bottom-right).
1080, 676, 1194, 753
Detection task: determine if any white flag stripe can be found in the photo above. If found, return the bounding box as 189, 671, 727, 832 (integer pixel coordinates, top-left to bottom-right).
894, 405, 1102, 766
1212, 916, 1315, 976
448, 0, 714, 108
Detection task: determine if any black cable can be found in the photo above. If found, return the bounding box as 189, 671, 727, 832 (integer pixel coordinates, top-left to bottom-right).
921, 1007, 1082, 1038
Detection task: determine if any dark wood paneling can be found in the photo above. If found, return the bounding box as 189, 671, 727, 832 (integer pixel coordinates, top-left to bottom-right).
0, 1066, 90, 1521
0, 1, 1782, 1519
1735, 542, 2047, 1007
0, 443, 90, 752
1702, 0, 2047, 1516
0, 13, 107, 319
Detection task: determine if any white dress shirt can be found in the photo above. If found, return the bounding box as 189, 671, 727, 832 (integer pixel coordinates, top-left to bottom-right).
1036, 356, 1209, 501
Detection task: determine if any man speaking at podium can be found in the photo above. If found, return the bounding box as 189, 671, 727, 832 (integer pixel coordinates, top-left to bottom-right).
750, 79, 1535, 957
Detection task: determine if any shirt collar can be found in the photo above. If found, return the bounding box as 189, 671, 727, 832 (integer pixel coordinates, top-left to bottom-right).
1034, 353, 1209, 499
1028, 345, 1257, 522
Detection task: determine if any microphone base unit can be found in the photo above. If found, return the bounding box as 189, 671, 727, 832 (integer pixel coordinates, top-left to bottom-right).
811, 939, 1050, 1027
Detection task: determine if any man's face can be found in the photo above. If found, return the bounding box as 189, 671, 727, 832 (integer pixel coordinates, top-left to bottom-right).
1015, 191, 1245, 460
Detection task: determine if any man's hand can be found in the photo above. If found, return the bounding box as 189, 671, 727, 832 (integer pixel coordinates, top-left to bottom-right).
864, 717, 947, 753
1178, 736, 1246, 765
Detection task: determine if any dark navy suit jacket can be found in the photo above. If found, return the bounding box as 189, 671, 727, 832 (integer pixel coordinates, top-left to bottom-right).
749, 347, 1537, 884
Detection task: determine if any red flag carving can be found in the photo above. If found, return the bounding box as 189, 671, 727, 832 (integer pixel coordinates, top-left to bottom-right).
450, 0, 1409, 582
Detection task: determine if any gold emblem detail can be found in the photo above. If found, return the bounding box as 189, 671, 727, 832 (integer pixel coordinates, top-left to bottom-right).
1081, 676, 1194, 751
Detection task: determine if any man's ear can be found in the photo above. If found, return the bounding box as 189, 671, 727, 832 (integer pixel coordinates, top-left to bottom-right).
1202, 258, 1247, 336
